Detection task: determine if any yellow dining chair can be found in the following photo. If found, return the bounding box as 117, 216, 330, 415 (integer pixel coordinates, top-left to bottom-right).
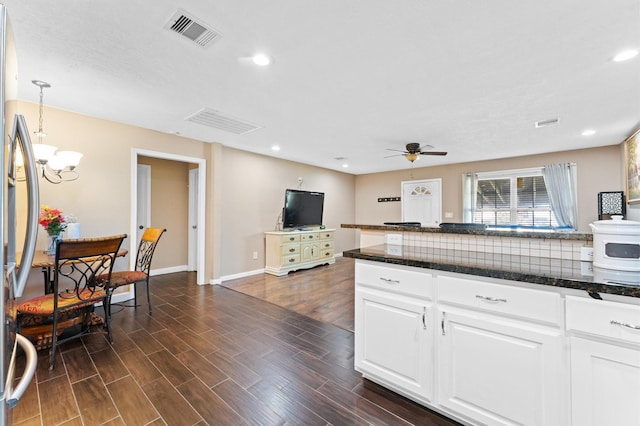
16, 234, 126, 370
104, 228, 165, 316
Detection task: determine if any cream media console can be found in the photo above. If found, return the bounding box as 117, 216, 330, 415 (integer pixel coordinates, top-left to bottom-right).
264, 229, 335, 276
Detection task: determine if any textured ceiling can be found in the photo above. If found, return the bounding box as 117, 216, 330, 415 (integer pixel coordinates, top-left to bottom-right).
3, 0, 639, 174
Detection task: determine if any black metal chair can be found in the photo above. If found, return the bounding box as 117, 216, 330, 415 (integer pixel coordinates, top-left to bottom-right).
103, 228, 165, 316
16, 234, 126, 370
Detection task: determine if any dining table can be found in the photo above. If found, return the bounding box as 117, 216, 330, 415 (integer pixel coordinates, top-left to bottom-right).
23, 248, 129, 294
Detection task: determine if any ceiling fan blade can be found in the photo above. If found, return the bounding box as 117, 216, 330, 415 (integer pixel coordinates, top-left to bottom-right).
419, 151, 448, 156
385, 148, 408, 153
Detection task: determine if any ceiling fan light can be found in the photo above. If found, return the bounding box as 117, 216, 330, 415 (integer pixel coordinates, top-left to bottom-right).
406, 153, 419, 162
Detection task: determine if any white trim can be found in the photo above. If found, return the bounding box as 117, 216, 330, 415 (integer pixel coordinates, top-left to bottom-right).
220, 268, 265, 282
131, 148, 207, 285
215, 253, 344, 284
476, 167, 543, 179
151, 265, 188, 275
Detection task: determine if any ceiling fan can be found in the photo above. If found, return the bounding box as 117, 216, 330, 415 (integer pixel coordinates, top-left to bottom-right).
386, 143, 448, 163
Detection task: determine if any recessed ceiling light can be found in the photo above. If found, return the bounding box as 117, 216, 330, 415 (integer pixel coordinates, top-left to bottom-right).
252, 54, 271, 66
613, 49, 638, 62
581, 129, 596, 136
271, 145, 280, 151
342, 163, 349, 168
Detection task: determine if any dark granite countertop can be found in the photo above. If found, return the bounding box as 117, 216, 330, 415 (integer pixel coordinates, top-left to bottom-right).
341, 224, 592, 241
343, 244, 640, 298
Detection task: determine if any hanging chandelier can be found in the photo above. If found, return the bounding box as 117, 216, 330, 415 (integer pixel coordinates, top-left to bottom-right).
28, 80, 83, 183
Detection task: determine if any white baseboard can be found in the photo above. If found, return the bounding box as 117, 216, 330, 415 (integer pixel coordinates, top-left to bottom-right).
150, 265, 187, 276
210, 255, 344, 285
213, 268, 265, 285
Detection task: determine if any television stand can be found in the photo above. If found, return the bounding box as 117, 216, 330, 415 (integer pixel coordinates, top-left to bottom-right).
264, 229, 335, 276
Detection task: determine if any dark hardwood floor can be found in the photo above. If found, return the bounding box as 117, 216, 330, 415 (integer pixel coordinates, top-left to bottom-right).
13, 261, 460, 425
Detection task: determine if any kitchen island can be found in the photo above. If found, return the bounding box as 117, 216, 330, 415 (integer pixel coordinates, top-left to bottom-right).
342, 224, 640, 426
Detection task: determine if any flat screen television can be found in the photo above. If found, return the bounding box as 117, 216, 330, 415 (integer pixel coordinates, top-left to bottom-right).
282, 189, 324, 229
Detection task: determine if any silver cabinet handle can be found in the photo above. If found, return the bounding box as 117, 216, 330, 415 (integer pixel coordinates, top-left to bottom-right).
611, 320, 640, 330
422, 307, 426, 330
441, 312, 446, 336
476, 295, 507, 303
379, 277, 400, 284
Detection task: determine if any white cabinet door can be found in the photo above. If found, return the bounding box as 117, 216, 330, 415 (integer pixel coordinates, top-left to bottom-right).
570, 337, 640, 426
301, 242, 318, 262
355, 287, 434, 403
438, 308, 565, 426
401, 179, 442, 227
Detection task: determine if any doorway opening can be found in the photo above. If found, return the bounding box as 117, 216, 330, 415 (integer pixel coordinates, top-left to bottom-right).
130, 148, 206, 285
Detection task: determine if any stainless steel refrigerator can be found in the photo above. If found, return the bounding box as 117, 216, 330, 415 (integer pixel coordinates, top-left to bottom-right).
0, 4, 39, 425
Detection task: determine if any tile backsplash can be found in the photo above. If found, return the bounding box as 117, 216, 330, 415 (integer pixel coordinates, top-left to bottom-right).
388, 231, 592, 262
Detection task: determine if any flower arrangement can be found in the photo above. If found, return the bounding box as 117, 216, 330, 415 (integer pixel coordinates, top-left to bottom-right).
39, 205, 68, 236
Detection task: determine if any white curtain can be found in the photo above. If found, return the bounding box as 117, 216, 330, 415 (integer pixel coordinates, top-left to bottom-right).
542, 163, 578, 229
462, 172, 478, 223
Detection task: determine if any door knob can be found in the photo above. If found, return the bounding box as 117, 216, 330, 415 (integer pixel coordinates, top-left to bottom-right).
139, 225, 144, 229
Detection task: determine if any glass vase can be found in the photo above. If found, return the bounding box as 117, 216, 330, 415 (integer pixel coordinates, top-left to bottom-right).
46, 233, 61, 255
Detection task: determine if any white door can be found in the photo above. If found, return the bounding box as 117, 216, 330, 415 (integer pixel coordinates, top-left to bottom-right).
187, 168, 198, 271
401, 179, 441, 227
137, 164, 151, 242
355, 287, 434, 403
438, 308, 565, 426
570, 337, 640, 426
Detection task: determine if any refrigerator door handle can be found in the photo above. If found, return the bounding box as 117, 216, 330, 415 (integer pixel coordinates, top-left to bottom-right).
11, 115, 39, 298
5, 334, 37, 408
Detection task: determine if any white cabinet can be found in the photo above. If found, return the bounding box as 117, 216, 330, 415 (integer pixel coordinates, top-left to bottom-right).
438, 308, 565, 426
265, 229, 335, 276
437, 275, 566, 426
566, 296, 640, 426
355, 261, 435, 404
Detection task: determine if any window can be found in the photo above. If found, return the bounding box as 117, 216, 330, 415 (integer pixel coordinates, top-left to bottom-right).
474, 168, 559, 228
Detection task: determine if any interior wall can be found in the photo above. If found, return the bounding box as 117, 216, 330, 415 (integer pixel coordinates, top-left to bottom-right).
216, 146, 356, 278
11, 100, 211, 300
355, 145, 622, 233
137, 156, 190, 270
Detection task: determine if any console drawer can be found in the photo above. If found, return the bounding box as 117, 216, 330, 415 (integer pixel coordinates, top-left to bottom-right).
355, 261, 433, 299
280, 244, 300, 255
301, 233, 320, 241
281, 254, 300, 265
319, 240, 334, 250
318, 248, 334, 259
566, 296, 640, 345
319, 231, 334, 240
438, 274, 562, 325
280, 234, 300, 244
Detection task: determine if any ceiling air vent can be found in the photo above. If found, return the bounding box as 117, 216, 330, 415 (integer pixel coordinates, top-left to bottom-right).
164, 9, 221, 48
186, 108, 261, 135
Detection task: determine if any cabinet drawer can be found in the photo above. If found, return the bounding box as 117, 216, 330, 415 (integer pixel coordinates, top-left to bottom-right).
301, 233, 320, 241
318, 248, 334, 259
280, 244, 300, 255
280, 234, 300, 244
566, 296, 640, 345
281, 254, 300, 265
319, 231, 334, 240
356, 261, 433, 299
318, 240, 334, 250
438, 274, 562, 325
